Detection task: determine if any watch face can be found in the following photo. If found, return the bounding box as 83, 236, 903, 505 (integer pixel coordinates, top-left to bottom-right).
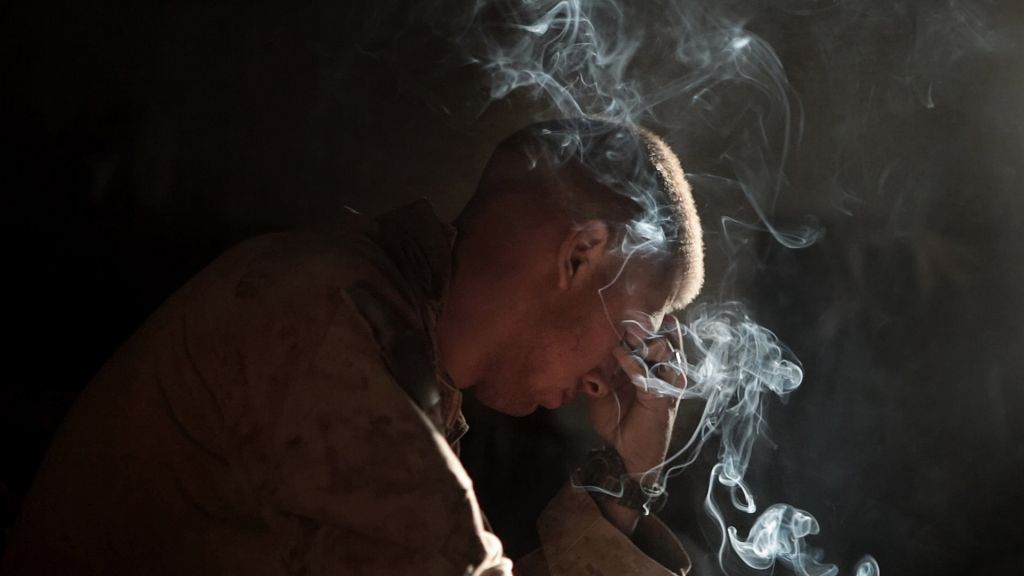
572, 448, 668, 514
573, 449, 630, 498
592, 453, 613, 475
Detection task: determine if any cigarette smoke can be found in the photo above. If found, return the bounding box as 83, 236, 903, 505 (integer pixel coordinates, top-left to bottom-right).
415, 0, 874, 573
410, 1, 875, 573
375, 0, 1001, 573
668, 302, 876, 576
422, 0, 819, 254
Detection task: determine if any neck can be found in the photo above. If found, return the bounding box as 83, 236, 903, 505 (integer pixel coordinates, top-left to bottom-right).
436, 240, 481, 391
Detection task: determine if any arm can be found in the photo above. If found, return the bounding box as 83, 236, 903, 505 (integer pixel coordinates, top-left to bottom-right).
518, 324, 692, 576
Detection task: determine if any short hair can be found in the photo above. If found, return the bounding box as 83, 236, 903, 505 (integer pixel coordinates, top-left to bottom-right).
462, 118, 704, 310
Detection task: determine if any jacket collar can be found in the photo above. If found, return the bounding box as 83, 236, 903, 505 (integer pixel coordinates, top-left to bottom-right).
362, 199, 468, 446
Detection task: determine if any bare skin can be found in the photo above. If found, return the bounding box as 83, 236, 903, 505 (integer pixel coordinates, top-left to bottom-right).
588, 327, 685, 534
438, 184, 686, 536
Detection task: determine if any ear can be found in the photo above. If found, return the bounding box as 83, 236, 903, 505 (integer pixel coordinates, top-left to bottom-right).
557, 220, 611, 291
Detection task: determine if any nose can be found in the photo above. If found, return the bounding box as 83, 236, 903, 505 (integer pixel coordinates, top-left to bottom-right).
581, 369, 611, 399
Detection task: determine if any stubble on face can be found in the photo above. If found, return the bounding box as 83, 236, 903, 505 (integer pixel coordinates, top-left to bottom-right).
477, 294, 615, 415
471, 323, 565, 416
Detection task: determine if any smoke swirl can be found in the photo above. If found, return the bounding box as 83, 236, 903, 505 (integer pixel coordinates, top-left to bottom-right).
374, 0, 994, 574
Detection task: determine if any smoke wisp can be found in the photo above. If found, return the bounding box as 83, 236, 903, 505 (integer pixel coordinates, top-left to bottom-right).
385, 0, 1009, 573
417, 0, 876, 572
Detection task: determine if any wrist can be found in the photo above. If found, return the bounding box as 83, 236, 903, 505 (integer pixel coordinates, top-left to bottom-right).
571, 447, 667, 523
596, 497, 640, 536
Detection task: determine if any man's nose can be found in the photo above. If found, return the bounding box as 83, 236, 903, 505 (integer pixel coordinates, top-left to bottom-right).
581, 369, 611, 399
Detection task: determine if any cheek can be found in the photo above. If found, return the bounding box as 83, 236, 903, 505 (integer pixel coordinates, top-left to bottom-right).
580, 302, 620, 348
520, 301, 615, 390
529, 331, 570, 379
513, 330, 572, 394
542, 327, 612, 386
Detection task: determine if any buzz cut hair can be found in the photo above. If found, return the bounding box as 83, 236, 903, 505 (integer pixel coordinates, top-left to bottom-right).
462, 118, 704, 311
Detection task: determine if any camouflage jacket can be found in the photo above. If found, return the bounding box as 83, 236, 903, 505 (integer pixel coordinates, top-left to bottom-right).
2, 200, 691, 576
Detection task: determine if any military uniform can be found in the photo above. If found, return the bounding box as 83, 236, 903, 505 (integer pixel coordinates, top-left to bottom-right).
2, 201, 691, 575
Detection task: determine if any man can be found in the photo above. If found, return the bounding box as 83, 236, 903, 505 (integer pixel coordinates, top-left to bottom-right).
1, 118, 703, 575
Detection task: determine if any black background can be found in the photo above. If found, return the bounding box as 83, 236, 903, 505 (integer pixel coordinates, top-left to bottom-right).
3, 1, 1023, 574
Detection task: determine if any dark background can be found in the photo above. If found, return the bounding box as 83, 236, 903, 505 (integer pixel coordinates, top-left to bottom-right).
2, 1, 1022, 574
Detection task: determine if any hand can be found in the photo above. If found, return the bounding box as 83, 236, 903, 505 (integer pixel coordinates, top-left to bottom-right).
587, 318, 686, 485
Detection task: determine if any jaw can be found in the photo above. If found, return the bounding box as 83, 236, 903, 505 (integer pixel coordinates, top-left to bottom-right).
471, 380, 539, 417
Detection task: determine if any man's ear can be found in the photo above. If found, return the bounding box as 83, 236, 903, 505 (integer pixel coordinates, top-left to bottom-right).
557, 220, 611, 291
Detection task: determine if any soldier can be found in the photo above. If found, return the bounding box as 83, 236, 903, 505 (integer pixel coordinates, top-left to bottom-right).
2, 118, 703, 575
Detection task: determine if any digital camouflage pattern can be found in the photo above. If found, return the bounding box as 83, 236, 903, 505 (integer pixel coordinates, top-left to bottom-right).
2, 201, 690, 576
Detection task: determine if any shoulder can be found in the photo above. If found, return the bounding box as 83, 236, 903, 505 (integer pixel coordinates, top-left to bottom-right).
250, 288, 481, 550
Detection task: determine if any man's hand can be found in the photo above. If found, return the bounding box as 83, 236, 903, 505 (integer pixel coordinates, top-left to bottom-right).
586, 320, 686, 533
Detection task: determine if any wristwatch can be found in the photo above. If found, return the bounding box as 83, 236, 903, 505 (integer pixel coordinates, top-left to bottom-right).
571, 447, 667, 515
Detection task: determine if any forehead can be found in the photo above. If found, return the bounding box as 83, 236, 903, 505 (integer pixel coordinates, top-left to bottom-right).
602, 257, 675, 328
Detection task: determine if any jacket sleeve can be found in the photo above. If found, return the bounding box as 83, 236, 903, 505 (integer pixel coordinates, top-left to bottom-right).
188, 236, 514, 575
514, 484, 692, 576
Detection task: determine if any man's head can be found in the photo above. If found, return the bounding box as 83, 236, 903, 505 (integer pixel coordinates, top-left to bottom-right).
438, 118, 703, 416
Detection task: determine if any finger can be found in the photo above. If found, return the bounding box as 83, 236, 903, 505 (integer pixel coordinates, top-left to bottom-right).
646, 337, 672, 363
613, 338, 683, 394
651, 361, 686, 390
643, 347, 687, 401
611, 349, 676, 402
661, 314, 685, 353
622, 326, 648, 357
636, 337, 682, 387
612, 344, 650, 383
